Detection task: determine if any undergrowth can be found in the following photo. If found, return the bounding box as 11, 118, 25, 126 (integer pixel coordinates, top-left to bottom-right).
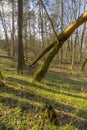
0, 57, 87, 130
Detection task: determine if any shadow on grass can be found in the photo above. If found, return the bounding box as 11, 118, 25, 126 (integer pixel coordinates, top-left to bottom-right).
5, 77, 87, 119
0, 77, 87, 129
56, 111, 87, 130
0, 83, 87, 113
0, 121, 14, 130
7, 76, 87, 101
0, 95, 38, 112
46, 72, 87, 92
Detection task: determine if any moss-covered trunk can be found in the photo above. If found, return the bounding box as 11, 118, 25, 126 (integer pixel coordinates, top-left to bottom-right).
33, 43, 62, 81
33, 11, 87, 82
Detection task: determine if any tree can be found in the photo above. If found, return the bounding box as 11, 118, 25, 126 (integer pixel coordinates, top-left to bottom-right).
0, 2, 10, 56
12, 0, 15, 57
60, 0, 64, 63
33, 11, 87, 81
79, 0, 87, 62
17, 0, 24, 74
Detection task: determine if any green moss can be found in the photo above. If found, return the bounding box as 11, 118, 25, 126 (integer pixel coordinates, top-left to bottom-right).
33, 44, 63, 81
60, 124, 76, 130
32, 124, 40, 130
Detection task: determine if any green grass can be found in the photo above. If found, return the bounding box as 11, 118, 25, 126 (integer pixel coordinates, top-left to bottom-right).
0, 57, 87, 130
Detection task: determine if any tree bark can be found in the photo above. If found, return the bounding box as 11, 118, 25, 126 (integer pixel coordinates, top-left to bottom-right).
12, 0, 15, 57
33, 11, 87, 81
60, 0, 64, 64
80, 23, 86, 62
17, 0, 24, 74
81, 58, 87, 71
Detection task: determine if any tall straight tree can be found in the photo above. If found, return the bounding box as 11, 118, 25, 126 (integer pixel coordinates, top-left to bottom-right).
0, 2, 10, 56
12, 0, 15, 57
17, 0, 24, 74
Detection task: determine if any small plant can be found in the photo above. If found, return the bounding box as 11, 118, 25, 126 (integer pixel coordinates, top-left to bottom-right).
60, 124, 76, 130
32, 124, 40, 130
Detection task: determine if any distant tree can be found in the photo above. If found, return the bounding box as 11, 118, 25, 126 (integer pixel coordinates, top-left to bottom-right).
0, 2, 10, 56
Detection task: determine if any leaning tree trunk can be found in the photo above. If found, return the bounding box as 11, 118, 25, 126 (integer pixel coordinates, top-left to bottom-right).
81, 58, 87, 71
33, 11, 87, 82
33, 43, 63, 81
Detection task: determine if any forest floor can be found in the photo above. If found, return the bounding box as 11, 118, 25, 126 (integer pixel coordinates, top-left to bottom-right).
0, 51, 87, 130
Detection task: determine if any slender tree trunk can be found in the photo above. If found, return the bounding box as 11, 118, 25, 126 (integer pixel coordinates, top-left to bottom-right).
17, 0, 24, 74
60, 0, 64, 64
79, 0, 86, 62
80, 23, 86, 62
12, 0, 15, 57
0, 5, 10, 56
33, 11, 87, 81
81, 58, 87, 71
71, 36, 74, 69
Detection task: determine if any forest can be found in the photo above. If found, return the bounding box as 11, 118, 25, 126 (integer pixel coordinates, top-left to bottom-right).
0, 0, 87, 130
